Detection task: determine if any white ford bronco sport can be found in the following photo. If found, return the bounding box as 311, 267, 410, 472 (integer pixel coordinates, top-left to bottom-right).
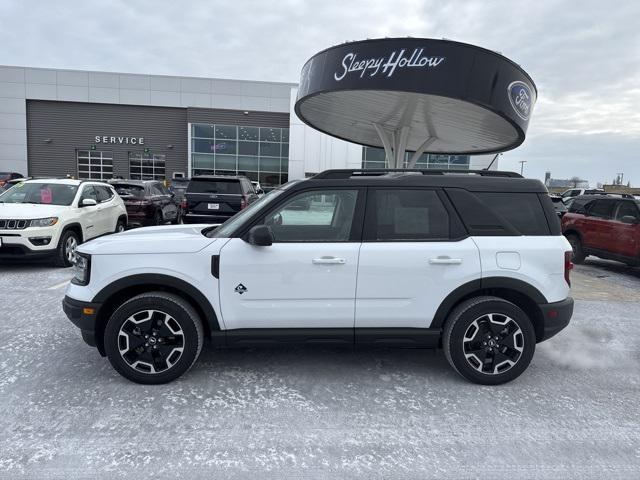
63, 169, 574, 385
0, 179, 127, 266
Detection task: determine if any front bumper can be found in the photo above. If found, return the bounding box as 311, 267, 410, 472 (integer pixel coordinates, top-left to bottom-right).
0, 225, 60, 259
538, 297, 574, 341
62, 295, 102, 348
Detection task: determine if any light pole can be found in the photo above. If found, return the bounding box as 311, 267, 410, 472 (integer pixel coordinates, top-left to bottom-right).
518, 160, 527, 175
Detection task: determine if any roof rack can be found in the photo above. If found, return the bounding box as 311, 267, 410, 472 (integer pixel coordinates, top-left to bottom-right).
312, 169, 523, 180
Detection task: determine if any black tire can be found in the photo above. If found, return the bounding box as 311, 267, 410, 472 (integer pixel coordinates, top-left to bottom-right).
154, 210, 163, 226
115, 218, 126, 233
443, 296, 536, 385
171, 208, 182, 225
54, 229, 80, 267
565, 234, 586, 264
104, 292, 204, 384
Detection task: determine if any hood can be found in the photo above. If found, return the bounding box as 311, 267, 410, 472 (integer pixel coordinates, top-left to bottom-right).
78, 224, 218, 255
0, 203, 68, 219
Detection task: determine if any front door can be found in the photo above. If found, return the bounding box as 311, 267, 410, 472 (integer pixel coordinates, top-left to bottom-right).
218, 188, 363, 330
355, 188, 481, 329
77, 185, 100, 239
610, 200, 640, 257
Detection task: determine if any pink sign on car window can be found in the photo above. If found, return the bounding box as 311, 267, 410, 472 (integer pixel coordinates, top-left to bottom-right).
40, 187, 52, 204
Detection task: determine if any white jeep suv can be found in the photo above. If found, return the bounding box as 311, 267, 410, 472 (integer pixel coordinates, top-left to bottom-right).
63, 169, 574, 385
0, 179, 127, 266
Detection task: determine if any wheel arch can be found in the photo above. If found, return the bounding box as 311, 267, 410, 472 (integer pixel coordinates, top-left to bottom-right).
432, 277, 547, 342
562, 228, 582, 242
92, 274, 220, 355
61, 222, 84, 243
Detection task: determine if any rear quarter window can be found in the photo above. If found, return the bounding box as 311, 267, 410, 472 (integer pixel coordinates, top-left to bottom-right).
475, 192, 550, 235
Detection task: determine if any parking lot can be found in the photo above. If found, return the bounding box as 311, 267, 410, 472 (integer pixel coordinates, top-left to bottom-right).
0, 259, 639, 479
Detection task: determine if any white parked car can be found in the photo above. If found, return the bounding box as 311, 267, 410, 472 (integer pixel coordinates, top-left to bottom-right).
0, 179, 127, 266
63, 169, 574, 385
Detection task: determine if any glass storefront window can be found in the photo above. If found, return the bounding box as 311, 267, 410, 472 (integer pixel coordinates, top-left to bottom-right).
239, 126, 259, 141
260, 127, 281, 142
361, 147, 470, 171
192, 124, 215, 138
215, 154, 237, 171
238, 141, 259, 156
259, 142, 280, 157
215, 125, 237, 139
191, 123, 289, 186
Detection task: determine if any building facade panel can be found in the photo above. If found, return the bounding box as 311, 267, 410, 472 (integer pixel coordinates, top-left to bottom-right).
26, 100, 188, 179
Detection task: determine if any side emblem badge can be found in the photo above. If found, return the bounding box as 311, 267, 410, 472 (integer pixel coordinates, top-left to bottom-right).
235, 283, 247, 295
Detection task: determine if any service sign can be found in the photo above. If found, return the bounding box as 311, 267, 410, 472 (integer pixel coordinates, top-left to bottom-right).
95, 135, 145, 145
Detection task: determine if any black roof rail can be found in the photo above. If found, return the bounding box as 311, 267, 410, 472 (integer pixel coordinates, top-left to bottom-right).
312, 169, 523, 179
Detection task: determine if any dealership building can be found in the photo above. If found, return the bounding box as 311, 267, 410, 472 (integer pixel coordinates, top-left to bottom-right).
0, 65, 496, 187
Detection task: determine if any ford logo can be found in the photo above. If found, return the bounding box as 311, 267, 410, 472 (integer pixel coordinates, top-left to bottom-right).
508, 81, 534, 121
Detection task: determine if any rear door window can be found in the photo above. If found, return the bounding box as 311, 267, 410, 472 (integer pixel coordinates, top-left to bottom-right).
368, 189, 450, 241
475, 192, 550, 235
587, 199, 615, 219
187, 179, 242, 194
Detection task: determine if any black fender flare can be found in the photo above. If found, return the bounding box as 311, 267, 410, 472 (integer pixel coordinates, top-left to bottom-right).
93, 273, 220, 332
431, 277, 546, 329
61, 222, 84, 243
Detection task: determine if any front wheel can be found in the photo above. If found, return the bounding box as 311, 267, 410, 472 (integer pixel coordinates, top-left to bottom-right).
104, 292, 204, 384
443, 296, 536, 385
54, 230, 80, 267
115, 218, 126, 233
171, 209, 183, 225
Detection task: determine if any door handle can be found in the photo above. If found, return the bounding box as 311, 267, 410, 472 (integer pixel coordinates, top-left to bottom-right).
429, 256, 463, 265
312, 257, 346, 265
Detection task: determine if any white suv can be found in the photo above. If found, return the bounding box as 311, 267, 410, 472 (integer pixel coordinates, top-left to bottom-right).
0, 179, 127, 266
63, 169, 574, 385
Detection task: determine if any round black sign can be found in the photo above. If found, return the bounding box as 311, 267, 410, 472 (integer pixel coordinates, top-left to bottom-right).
295, 38, 537, 155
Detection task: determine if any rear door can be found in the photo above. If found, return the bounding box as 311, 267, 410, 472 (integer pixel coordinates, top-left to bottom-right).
187, 178, 243, 218
610, 200, 640, 257
218, 188, 363, 330
94, 185, 118, 234
355, 188, 480, 330
583, 199, 616, 250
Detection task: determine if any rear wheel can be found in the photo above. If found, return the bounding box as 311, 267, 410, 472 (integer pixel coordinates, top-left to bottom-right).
566, 234, 586, 264
443, 296, 536, 385
104, 292, 204, 384
54, 230, 80, 267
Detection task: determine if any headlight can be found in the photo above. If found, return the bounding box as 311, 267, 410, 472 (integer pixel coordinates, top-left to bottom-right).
71, 252, 91, 286
29, 217, 58, 227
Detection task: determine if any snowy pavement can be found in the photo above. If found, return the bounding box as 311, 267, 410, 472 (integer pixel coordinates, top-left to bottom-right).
0, 258, 638, 479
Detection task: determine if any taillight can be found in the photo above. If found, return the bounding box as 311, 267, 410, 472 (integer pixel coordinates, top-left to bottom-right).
240, 195, 248, 210
180, 198, 187, 209
564, 251, 573, 286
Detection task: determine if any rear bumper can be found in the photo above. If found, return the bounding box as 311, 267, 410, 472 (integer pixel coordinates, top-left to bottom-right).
62, 295, 102, 348
538, 297, 574, 341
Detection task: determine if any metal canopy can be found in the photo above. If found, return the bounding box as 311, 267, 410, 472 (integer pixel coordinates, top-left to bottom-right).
295, 38, 537, 167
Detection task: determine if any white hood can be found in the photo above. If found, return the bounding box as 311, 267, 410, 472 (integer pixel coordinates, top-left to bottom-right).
0, 203, 68, 219
78, 224, 219, 255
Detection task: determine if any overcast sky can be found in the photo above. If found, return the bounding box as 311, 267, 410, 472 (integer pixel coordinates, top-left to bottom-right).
1, 0, 638, 186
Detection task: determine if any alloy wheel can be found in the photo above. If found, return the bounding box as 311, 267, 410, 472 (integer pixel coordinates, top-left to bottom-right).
118, 309, 185, 374
65, 236, 78, 264
462, 313, 524, 375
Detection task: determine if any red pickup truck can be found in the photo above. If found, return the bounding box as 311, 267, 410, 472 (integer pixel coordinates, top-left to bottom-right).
562, 195, 640, 266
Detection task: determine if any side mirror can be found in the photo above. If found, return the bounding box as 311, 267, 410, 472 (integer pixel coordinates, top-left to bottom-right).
247, 225, 274, 246
80, 198, 97, 207
621, 215, 638, 224
256, 188, 264, 195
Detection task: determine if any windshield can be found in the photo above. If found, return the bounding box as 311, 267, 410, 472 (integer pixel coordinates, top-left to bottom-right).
206, 187, 288, 238
0, 182, 78, 206
112, 183, 145, 198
